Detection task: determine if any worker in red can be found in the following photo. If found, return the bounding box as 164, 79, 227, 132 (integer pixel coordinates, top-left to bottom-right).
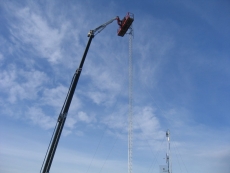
116, 16, 126, 26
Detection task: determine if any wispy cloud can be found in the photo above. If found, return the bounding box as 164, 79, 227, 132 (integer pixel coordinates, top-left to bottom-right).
134, 106, 164, 140
27, 106, 56, 129
42, 85, 72, 108
87, 91, 108, 105
7, 5, 66, 63
0, 66, 48, 103
65, 111, 96, 130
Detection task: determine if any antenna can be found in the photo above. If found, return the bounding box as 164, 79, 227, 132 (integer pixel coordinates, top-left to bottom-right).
128, 25, 133, 173
166, 130, 171, 173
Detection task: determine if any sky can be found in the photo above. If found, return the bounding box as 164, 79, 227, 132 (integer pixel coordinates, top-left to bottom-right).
0, 0, 230, 173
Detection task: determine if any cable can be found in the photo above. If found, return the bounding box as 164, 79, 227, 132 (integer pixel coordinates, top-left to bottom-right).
85, 78, 127, 173
147, 138, 165, 173
86, 131, 105, 173
98, 137, 118, 173
171, 141, 189, 173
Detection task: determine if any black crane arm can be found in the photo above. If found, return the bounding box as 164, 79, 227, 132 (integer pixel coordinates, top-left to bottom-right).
40, 12, 134, 172
40, 16, 118, 173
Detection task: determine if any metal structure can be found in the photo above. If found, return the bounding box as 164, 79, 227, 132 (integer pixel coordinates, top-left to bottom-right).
166, 130, 171, 173
128, 25, 134, 173
40, 13, 134, 173
117, 13, 134, 37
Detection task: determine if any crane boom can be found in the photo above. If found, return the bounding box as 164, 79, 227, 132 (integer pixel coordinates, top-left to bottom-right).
40, 34, 94, 173
40, 17, 117, 173
40, 13, 133, 173
88, 17, 117, 36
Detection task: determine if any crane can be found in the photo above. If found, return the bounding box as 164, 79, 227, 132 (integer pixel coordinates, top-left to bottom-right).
40, 13, 134, 173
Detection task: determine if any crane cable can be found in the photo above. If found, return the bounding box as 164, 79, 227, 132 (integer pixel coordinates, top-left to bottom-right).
128, 26, 133, 173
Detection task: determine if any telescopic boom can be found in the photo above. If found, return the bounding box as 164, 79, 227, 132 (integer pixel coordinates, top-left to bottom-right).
40, 17, 117, 173
40, 13, 133, 173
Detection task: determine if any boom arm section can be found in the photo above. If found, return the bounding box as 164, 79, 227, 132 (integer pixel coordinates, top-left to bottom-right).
88, 17, 117, 37
40, 12, 134, 172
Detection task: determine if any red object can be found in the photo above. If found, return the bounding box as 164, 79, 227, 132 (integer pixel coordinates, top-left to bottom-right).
117, 13, 134, 37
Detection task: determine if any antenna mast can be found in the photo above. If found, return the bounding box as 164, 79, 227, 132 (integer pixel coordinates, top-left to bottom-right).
166, 130, 171, 173
128, 26, 133, 173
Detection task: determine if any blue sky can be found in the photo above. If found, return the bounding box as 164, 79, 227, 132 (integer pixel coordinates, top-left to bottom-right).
0, 0, 230, 173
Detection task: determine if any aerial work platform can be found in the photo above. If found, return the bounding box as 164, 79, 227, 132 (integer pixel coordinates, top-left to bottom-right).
117, 13, 134, 37
40, 12, 134, 173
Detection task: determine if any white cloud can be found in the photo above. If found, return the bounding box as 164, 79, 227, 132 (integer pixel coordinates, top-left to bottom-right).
3, 0, 95, 73
0, 66, 48, 103
0, 69, 16, 91
85, 61, 122, 93
63, 129, 72, 136
78, 111, 93, 123
100, 104, 165, 146
65, 114, 78, 129
42, 85, 70, 108
27, 106, 56, 129
81, 55, 127, 109
102, 105, 127, 131
11, 7, 65, 63
163, 108, 192, 128
130, 106, 167, 153
134, 106, 164, 140
134, 18, 175, 89
65, 111, 96, 132
87, 91, 107, 105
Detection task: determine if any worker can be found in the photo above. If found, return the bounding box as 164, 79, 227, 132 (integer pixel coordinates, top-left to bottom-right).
116, 16, 126, 26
